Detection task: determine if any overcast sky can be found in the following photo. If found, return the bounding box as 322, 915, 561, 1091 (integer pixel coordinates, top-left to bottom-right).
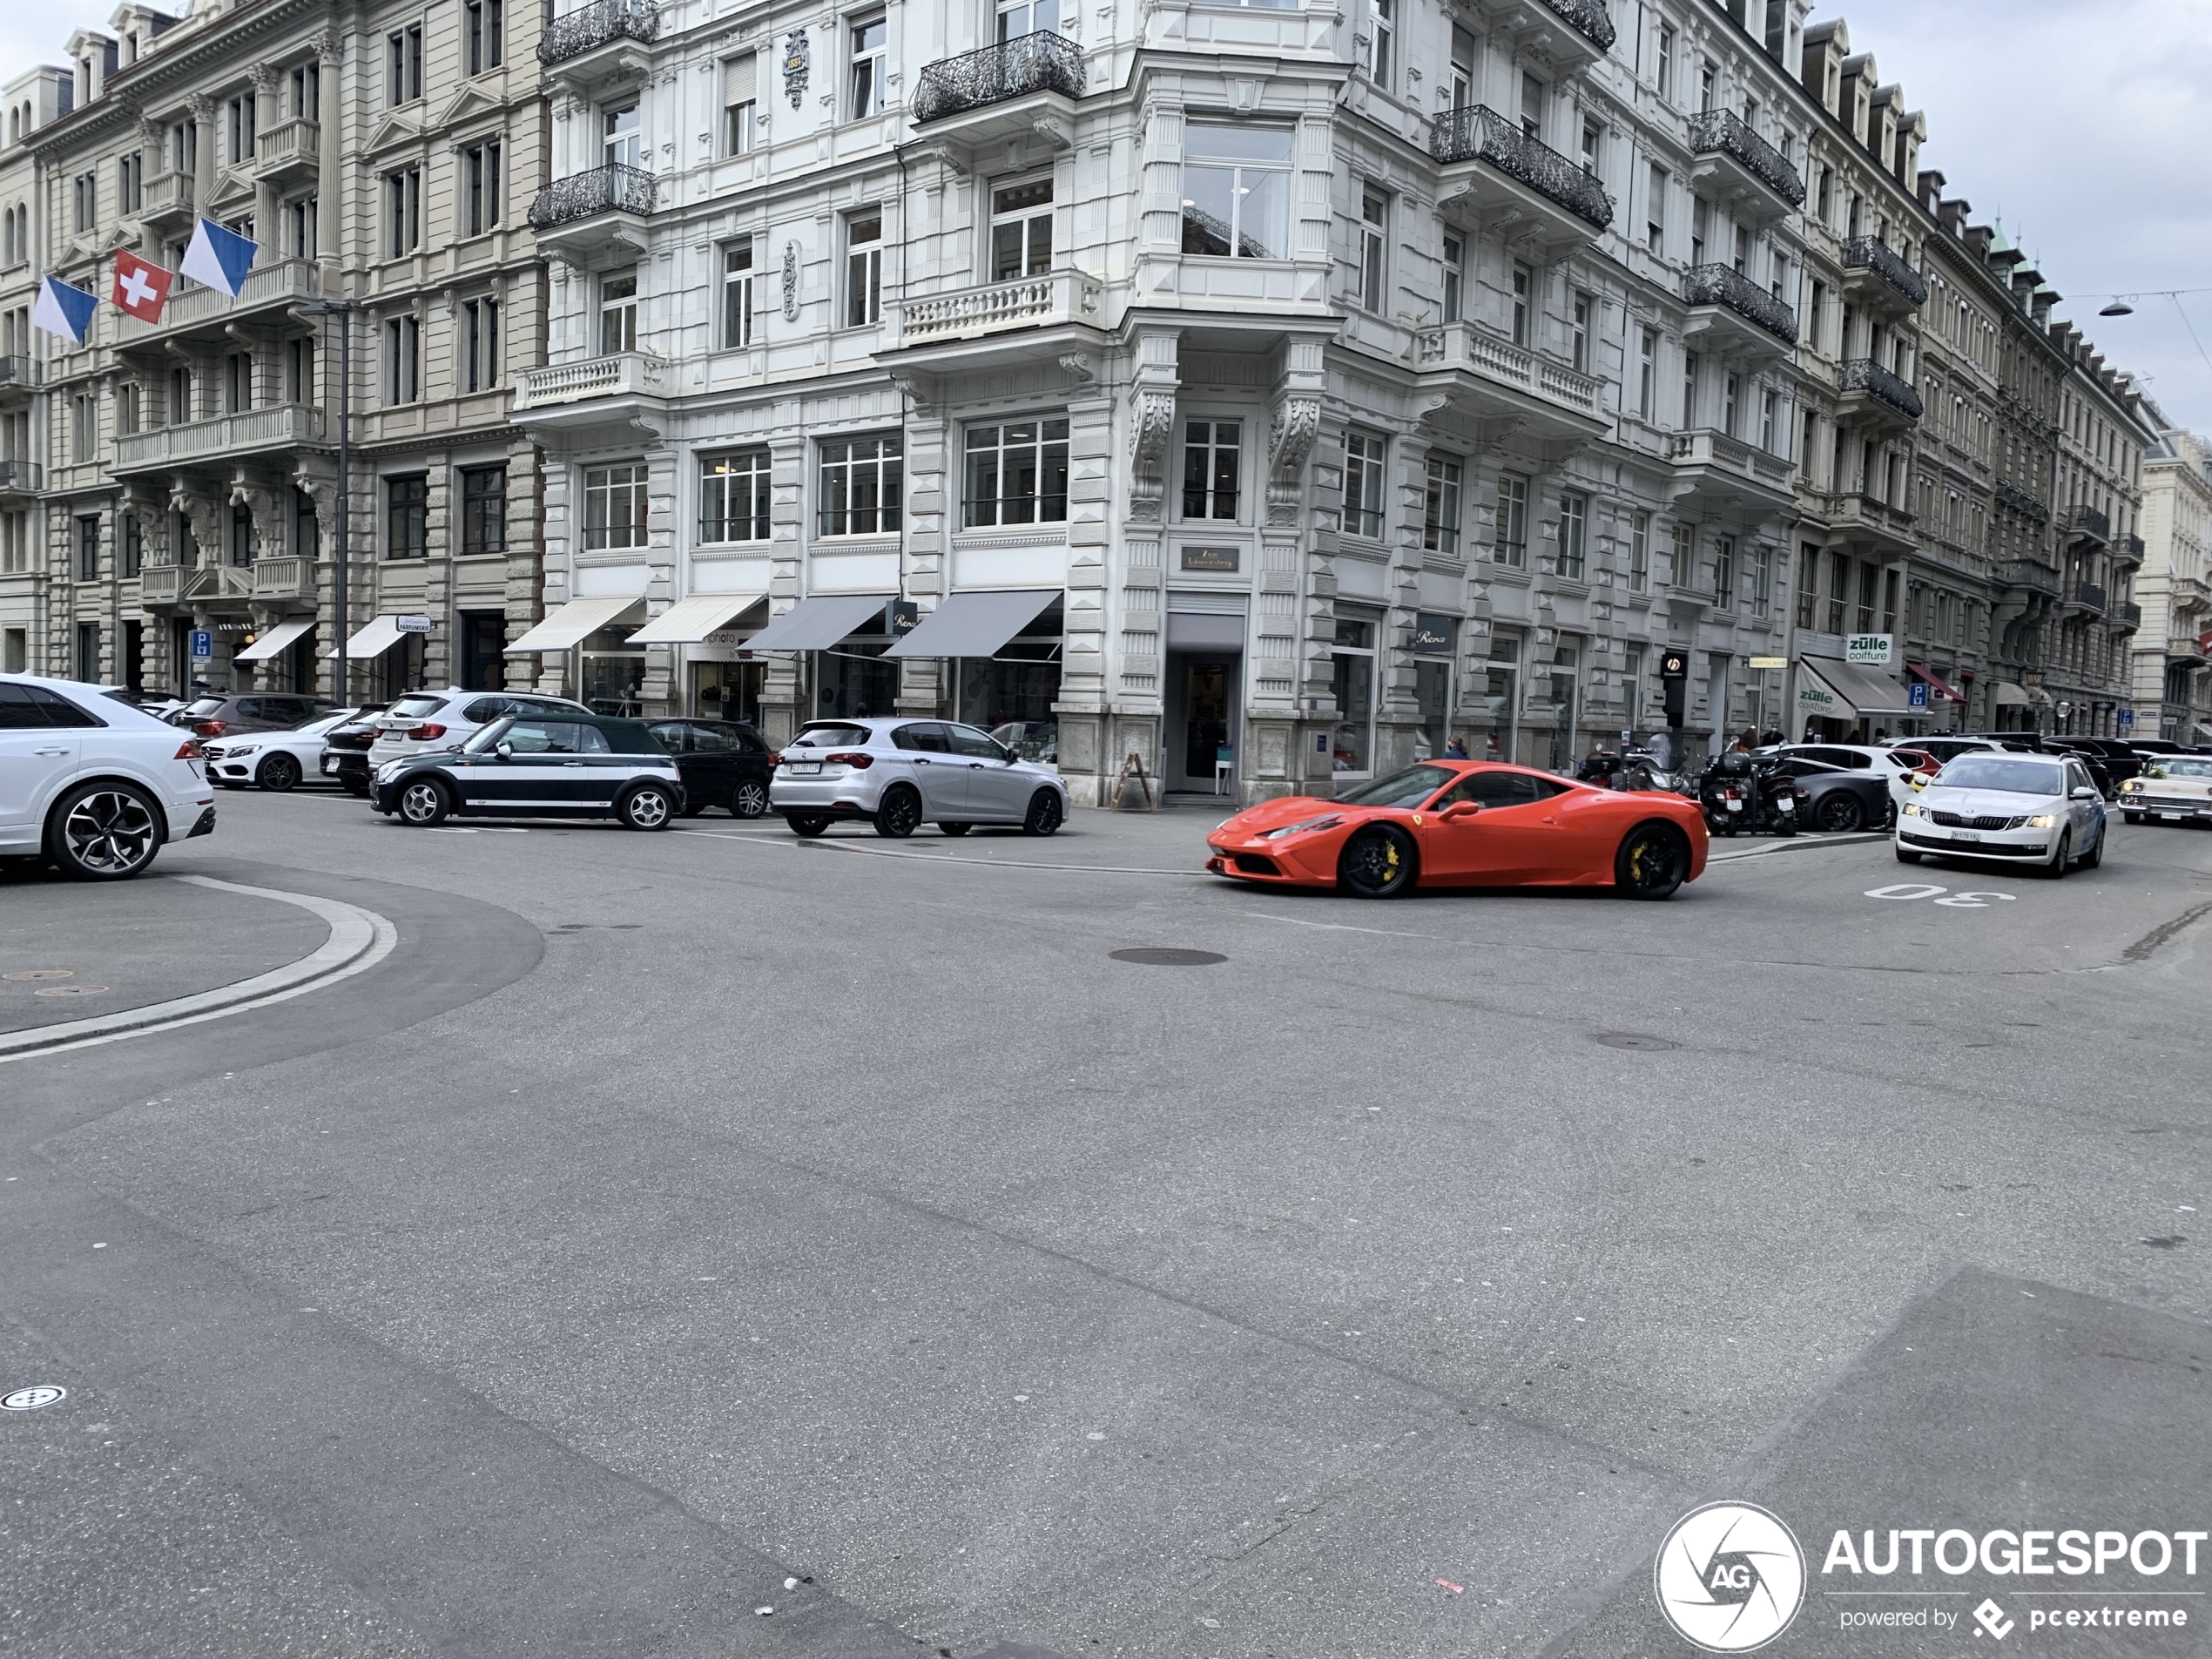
8, 0, 2211, 432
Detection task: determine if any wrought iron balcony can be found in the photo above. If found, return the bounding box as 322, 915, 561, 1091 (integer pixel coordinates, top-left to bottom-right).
2061, 502, 2110, 543
1997, 558, 2060, 597
1535, 0, 1615, 51
527, 164, 657, 230
914, 33, 1083, 125
1995, 480, 2049, 523
1838, 356, 1924, 421
2114, 600, 2142, 629
1687, 110, 1804, 206
0, 354, 35, 394
1842, 234, 1928, 308
538, 0, 659, 65
1682, 263, 1796, 343
2066, 579, 2107, 613
1431, 105, 1614, 231
0, 457, 39, 493
2117, 531, 2146, 563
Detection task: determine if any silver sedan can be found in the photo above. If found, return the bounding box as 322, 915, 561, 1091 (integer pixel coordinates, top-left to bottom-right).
770, 716, 1069, 839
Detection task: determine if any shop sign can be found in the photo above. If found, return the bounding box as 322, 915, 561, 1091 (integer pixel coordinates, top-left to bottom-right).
887, 599, 919, 636
1748, 656, 1788, 671
1179, 546, 1239, 573
1409, 613, 1455, 655
395, 615, 434, 634
1659, 650, 1689, 680
1845, 633, 1894, 665
1797, 677, 1840, 718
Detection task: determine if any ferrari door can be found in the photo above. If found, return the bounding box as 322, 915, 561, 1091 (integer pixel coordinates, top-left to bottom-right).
1414, 771, 1561, 883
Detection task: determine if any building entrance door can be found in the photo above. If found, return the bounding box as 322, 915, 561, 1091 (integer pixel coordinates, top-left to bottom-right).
1165, 653, 1238, 792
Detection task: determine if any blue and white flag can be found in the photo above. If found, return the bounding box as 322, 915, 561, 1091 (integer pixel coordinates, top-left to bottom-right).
179, 217, 258, 296
31, 274, 98, 344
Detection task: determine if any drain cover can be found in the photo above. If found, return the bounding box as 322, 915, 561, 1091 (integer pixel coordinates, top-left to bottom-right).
1109, 948, 1227, 967
3, 969, 74, 981
1590, 1031, 1677, 1051
34, 985, 108, 997
1, 1386, 65, 1412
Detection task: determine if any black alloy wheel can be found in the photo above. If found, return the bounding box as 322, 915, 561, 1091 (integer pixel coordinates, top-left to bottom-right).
1338, 825, 1418, 898
397, 779, 452, 826
874, 786, 923, 839
47, 782, 165, 880
1814, 792, 1865, 833
1022, 791, 1063, 837
618, 784, 675, 831
258, 752, 302, 792
731, 779, 770, 819
938, 821, 972, 836
786, 814, 832, 837
1614, 823, 1689, 900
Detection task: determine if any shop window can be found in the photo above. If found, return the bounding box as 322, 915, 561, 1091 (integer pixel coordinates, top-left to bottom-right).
1180, 125, 1291, 260
1547, 641, 1579, 772
692, 659, 763, 724
818, 434, 902, 536
963, 417, 1069, 527
1486, 634, 1521, 763
1181, 421, 1240, 521
1414, 658, 1450, 759
577, 626, 644, 717
1330, 615, 1377, 776
957, 600, 1062, 761
700, 449, 771, 543
583, 462, 649, 550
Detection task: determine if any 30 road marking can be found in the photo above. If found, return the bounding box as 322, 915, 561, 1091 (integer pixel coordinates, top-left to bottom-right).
1865, 882, 2018, 908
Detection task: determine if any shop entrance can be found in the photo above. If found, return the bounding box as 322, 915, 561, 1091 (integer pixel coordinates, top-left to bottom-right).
1165, 652, 1239, 792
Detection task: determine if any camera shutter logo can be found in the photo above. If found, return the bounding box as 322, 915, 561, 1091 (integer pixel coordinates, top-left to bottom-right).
1654, 1501, 1805, 1652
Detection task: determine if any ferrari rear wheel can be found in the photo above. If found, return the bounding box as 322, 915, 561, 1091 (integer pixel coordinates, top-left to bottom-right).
1615, 823, 1690, 900
1337, 825, 1417, 899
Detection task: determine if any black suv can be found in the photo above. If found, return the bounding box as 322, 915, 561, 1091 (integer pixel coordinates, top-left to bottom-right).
170, 692, 334, 739
317, 705, 392, 795
645, 718, 773, 818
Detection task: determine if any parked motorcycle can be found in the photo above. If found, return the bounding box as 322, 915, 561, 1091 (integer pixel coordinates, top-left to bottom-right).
1697, 752, 1804, 835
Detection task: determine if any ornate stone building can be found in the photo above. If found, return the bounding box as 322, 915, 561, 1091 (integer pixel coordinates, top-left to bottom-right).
2134, 420, 2212, 743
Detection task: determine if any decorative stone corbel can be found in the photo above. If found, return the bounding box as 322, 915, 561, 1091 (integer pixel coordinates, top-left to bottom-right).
1058, 350, 1096, 382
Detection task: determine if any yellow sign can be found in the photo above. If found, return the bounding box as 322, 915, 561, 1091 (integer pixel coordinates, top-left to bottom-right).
1749, 656, 1788, 670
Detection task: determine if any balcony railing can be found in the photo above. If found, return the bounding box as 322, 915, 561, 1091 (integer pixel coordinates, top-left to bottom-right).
1431, 105, 1614, 230
2118, 531, 2146, 562
0, 457, 39, 492
914, 32, 1084, 125
527, 164, 657, 230
2114, 601, 2142, 628
1668, 428, 1795, 491
114, 405, 327, 471
2066, 580, 2107, 613
1687, 109, 1805, 206
0, 354, 36, 392
1842, 234, 1929, 307
2061, 502, 2110, 543
1838, 356, 1924, 420
894, 267, 1102, 343
1682, 263, 1797, 343
1415, 323, 1603, 415
513, 351, 670, 411
538, 0, 659, 65
250, 556, 312, 599
139, 169, 194, 220
1997, 558, 2060, 595
1995, 480, 2049, 523
256, 118, 319, 174
125, 258, 322, 337
1534, 0, 1616, 50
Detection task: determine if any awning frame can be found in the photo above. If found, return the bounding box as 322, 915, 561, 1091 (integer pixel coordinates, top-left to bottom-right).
235, 616, 315, 663
883, 587, 1061, 660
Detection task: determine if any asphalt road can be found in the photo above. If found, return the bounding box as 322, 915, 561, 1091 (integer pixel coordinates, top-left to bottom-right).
3, 789, 2208, 1658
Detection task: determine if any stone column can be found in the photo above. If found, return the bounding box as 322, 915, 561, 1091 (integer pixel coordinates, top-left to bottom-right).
188, 94, 217, 210
897, 381, 948, 717
758, 424, 808, 745
1055, 372, 1113, 799
249, 64, 279, 250
314, 37, 340, 266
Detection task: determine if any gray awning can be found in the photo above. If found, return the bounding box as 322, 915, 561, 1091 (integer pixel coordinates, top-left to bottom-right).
742, 593, 894, 652
885, 588, 1057, 658
1992, 681, 2033, 708
234, 616, 314, 663
1800, 654, 1917, 718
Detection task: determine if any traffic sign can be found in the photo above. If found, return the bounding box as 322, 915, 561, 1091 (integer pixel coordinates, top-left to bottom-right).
2119, 708, 2135, 727
189, 630, 212, 660
1908, 682, 1929, 709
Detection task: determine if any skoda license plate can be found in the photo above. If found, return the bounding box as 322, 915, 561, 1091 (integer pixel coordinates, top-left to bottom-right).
1952, 829, 1980, 842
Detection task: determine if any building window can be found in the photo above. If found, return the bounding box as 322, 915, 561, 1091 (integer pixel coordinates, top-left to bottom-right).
599, 270, 637, 354
71, 392, 95, 462
1359, 190, 1387, 313
463, 140, 502, 235
1440, 234, 1463, 324
990, 178, 1053, 280
819, 435, 902, 536
1882, 567, 1900, 633
462, 296, 501, 390
466, 0, 503, 75
1558, 491, 1587, 580
1622, 644, 1643, 732
72, 172, 97, 233
1761, 389, 1778, 453
699, 449, 771, 543
720, 239, 755, 347
291, 63, 320, 122
583, 462, 650, 550
1422, 455, 1462, 556
227, 93, 257, 161
1331, 616, 1377, 774
385, 166, 421, 256
118, 151, 142, 213
850, 15, 887, 118
1510, 262, 1532, 347
1181, 421, 1240, 521
1669, 523, 1692, 589
1581, 120, 1602, 178
0, 517, 24, 579
76, 515, 100, 581
167, 366, 192, 425
1646, 165, 1666, 255
846, 211, 882, 326
1682, 350, 1699, 428
225, 350, 253, 413
1856, 560, 1878, 632
1342, 431, 1386, 540
1494, 475, 1527, 566
459, 465, 507, 555
383, 314, 420, 403
1570, 292, 1591, 374
1181, 124, 1291, 260
76, 622, 100, 682
287, 336, 315, 403
1713, 534, 1735, 610
1796, 543, 1819, 630
286, 195, 317, 257
963, 417, 1069, 527
603, 102, 641, 170
1656, 24, 1675, 102
1637, 327, 1657, 419
229, 502, 254, 567
1751, 543, 1773, 617
1365, 0, 1393, 85
1723, 371, 1741, 438
386, 474, 428, 558
387, 23, 423, 105
1520, 71, 1545, 139
115, 383, 140, 435
118, 512, 141, 577
1629, 510, 1649, 592
724, 53, 757, 154
1826, 550, 1850, 635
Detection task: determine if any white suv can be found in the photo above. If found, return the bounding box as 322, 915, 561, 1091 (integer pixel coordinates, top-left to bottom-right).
0, 674, 219, 880
770, 717, 1069, 838
366, 689, 591, 769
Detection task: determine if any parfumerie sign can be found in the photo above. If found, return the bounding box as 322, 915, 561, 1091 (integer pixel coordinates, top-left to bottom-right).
1846, 632, 1895, 665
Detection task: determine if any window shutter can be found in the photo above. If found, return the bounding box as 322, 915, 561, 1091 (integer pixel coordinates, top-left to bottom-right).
724, 52, 756, 106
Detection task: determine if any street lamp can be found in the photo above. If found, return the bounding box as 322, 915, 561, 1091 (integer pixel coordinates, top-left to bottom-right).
291, 298, 358, 705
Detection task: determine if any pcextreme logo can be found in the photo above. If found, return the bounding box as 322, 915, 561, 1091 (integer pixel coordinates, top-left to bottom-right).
1655, 1502, 1808, 1652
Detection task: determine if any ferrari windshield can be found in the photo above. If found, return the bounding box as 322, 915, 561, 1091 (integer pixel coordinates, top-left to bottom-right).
1936, 757, 2066, 796
1336, 765, 1456, 808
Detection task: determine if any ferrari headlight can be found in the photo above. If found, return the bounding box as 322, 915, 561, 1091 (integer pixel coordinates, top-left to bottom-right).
1901, 802, 1923, 818
2025, 813, 2058, 829
1260, 814, 1343, 840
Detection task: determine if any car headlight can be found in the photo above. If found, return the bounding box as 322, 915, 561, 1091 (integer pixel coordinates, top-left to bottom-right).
376, 763, 402, 783
1258, 815, 1343, 840
2025, 813, 2058, 829
1901, 802, 1923, 818
227, 743, 260, 757
2121, 779, 2142, 792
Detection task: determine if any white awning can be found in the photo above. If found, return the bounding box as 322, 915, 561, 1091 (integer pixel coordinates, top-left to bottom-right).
885, 589, 1058, 658
1992, 681, 2033, 708
234, 616, 314, 663
625, 592, 769, 645
1799, 654, 1918, 718
323, 616, 411, 660
742, 593, 894, 652
505, 596, 644, 655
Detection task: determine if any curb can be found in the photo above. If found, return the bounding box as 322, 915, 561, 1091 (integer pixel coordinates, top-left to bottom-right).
1706, 831, 1890, 865
0, 875, 398, 1062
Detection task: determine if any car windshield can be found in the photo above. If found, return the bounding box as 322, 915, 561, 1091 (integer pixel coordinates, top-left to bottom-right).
2146, 759, 2212, 779
790, 723, 873, 748
388, 695, 446, 718
1937, 757, 2065, 795
1335, 764, 1457, 808
460, 720, 514, 754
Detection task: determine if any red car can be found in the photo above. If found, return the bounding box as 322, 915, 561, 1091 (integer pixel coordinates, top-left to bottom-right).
1204, 760, 1710, 900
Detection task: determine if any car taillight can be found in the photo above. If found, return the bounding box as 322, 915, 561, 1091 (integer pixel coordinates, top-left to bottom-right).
825, 751, 873, 769
766, 752, 782, 767
175, 740, 205, 761
194, 719, 226, 737
407, 723, 447, 741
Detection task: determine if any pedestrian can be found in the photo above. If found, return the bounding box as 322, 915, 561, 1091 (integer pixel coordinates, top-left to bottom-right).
1444, 736, 1469, 759
1729, 728, 1755, 754
1872, 726, 1889, 742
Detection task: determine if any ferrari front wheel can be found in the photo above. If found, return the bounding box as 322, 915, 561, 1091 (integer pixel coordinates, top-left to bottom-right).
1338, 825, 1417, 899
1615, 823, 1690, 900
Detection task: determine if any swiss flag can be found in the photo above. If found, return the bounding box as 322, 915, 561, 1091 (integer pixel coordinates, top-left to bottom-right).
111, 249, 174, 323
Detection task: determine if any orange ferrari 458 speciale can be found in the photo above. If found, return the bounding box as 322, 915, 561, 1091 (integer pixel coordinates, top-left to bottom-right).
1204, 760, 1710, 900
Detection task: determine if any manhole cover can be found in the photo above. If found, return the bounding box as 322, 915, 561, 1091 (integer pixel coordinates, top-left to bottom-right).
1, 1386, 66, 1412
1590, 1031, 1677, 1051
3, 969, 73, 981
1109, 948, 1228, 967
35, 986, 108, 997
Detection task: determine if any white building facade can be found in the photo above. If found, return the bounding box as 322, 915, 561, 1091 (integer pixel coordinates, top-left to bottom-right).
2133, 422, 2212, 743
520, 0, 1816, 804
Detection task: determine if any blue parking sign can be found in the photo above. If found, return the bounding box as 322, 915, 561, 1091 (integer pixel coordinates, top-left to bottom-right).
1907, 681, 1928, 708
189, 630, 212, 660
2118, 708, 2135, 727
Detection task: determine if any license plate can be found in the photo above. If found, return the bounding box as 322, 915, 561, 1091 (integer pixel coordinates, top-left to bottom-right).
1952, 829, 1981, 842
1725, 799, 1742, 812
787, 761, 820, 775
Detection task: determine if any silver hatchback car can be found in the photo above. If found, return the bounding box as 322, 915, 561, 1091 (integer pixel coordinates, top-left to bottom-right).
770, 717, 1069, 838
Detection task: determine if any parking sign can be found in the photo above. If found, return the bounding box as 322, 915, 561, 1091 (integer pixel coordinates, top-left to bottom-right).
190, 630, 212, 660
1907, 682, 1928, 709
